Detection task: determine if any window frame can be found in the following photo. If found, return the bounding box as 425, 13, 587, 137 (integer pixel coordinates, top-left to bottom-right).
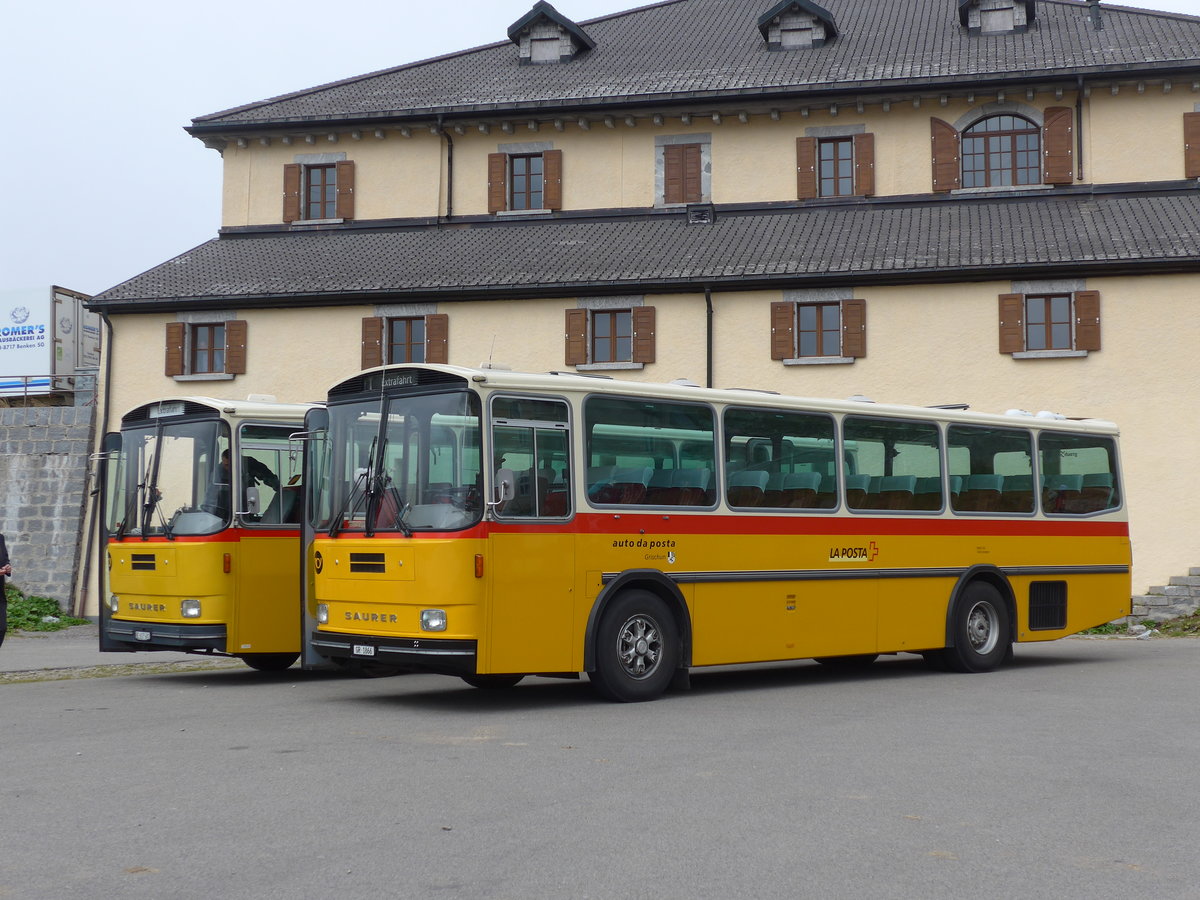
818, 137, 855, 198
190, 323, 226, 375
387, 316, 427, 365
961, 115, 1041, 188
999, 290, 1100, 357
771, 299, 866, 365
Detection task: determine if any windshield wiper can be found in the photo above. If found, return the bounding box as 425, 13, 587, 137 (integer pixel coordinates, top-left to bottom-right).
328, 436, 374, 538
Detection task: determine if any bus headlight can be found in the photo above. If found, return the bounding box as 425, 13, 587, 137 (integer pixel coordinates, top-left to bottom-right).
421, 609, 447, 632
181, 599, 202, 618
109, 595, 119, 614
316, 603, 329, 625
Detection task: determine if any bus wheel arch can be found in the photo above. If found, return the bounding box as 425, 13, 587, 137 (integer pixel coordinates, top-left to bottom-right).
585, 571, 690, 702
938, 568, 1015, 673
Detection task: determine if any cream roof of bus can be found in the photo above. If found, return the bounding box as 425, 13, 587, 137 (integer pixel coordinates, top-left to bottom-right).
350, 364, 1119, 435
131, 396, 320, 422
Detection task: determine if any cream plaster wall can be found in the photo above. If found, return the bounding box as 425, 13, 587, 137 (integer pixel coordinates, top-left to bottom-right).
1085, 90, 1196, 184
220, 134, 444, 228
215, 87, 1195, 224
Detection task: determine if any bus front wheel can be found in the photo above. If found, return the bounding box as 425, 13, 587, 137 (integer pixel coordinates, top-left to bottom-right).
942, 582, 1011, 673
591, 590, 679, 702
241, 652, 299, 672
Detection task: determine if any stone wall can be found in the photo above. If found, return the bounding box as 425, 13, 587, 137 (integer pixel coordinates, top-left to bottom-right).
0, 403, 97, 607
1131, 569, 1200, 623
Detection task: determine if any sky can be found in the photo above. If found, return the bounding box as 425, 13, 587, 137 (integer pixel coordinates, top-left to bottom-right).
3, 0, 1198, 297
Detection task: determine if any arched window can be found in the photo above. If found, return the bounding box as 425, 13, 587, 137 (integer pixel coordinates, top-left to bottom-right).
961, 115, 1040, 187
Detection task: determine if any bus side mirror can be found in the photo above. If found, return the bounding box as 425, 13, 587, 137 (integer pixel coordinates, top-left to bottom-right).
241, 485, 261, 517
492, 468, 515, 509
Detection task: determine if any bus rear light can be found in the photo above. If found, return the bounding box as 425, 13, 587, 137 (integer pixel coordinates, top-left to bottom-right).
475, 554, 484, 578
223, 553, 232, 574
181, 599, 202, 618
316, 604, 329, 625
421, 609, 447, 632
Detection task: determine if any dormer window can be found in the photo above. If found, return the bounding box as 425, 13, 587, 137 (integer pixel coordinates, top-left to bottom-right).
958, 0, 1035, 35
757, 1, 837, 50
507, 1, 595, 65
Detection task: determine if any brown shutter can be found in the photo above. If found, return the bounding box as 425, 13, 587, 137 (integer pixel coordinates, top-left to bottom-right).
335, 160, 355, 219
853, 133, 875, 197
425, 313, 449, 364
543, 149, 563, 210
283, 164, 301, 223
564, 309, 588, 366
632, 306, 656, 364
224, 320, 247, 375
361, 317, 384, 369
1042, 107, 1074, 185
796, 137, 817, 200
487, 153, 508, 213
1073, 291, 1101, 352
770, 301, 794, 360
841, 299, 866, 358
930, 118, 960, 192
1184, 112, 1200, 178
664, 145, 684, 204
165, 323, 185, 376
998, 294, 1025, 354
682, 144, 702, 203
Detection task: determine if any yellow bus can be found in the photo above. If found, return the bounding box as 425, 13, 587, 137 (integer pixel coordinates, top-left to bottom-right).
304, 365, 1130, 701
100, 397, 315, 671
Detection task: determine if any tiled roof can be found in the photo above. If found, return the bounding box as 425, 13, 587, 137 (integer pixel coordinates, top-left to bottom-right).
190, 0, 1200, 129
88, 188, 1200, 310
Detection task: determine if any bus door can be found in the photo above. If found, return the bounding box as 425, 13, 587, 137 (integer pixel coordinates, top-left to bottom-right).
230, 423, 306, 654
487, 396, 575, 674
299, 406, 333, 669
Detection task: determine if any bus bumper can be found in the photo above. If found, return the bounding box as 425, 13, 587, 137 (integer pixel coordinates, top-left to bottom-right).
104, 620, 228, 653
310, 631, 478, 676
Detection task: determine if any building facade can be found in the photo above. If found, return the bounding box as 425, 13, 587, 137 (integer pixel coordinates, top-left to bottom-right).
88, 0, 1200, 598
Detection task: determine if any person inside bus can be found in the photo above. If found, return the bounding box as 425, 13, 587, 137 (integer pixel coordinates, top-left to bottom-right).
201, 450, 279, 518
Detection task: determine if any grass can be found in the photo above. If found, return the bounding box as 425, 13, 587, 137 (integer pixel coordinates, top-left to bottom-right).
1083, 610, 1200, 637
5, 585, 91, 632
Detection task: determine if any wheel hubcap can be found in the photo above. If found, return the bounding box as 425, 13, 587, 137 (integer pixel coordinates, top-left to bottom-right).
966, 600, 999, 655
616, 615, 662, 680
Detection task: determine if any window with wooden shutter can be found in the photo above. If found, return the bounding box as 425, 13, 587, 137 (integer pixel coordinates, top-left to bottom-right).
930, 118, 961, 192
361, 316, 384, 369
223, 320, 247, 374
488, 153, 508, 213
1073, 291, 1101, 352
543, 149, 563, 210
796, 137, 817, 200
853, 133, 875, 196
425, 313, 449, 364
840, 299, 866, 358
998, 293, 1025, 353
1000, 291, 1099, 354
282, 164, 301, 223
1184, 112, 1200, 179
1042, 107, 1074, 185
564, 309, 588, 366
664, 144, 702, 204
335, 160, 355, 219
631, 306, 656, 364
165, 323, 185, 376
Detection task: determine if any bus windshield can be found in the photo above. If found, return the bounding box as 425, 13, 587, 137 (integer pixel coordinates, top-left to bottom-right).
106, 418, 230, 538
315, 390, 482, 534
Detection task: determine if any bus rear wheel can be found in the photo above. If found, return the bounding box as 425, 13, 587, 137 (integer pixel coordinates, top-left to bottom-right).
461, 674, 524, 689
240, 652, 299, 672
591, 590, 679, 703
942, 582, 1011, 673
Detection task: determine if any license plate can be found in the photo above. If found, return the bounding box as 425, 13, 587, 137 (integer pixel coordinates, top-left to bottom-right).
352, 644, 376, 657
134, 630, 152, 642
